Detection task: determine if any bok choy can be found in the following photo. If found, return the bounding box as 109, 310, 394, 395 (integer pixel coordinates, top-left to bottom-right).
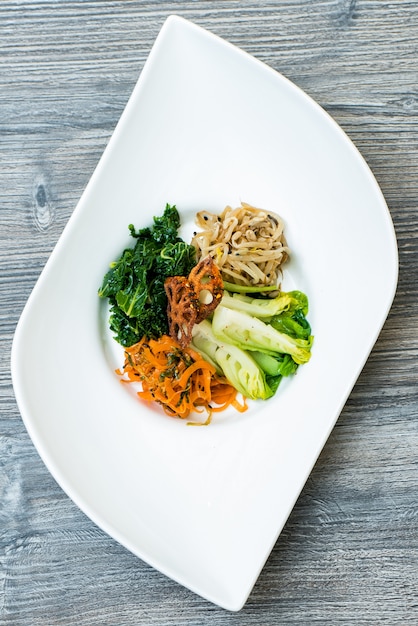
192, 289, 313, 400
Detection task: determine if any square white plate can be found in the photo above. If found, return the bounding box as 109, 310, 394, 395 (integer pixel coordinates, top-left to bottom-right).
12, 15, 398, 611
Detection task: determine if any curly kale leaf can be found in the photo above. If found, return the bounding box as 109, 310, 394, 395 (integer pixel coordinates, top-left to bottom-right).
128, 203, 181, 244
99, 204, 196, 346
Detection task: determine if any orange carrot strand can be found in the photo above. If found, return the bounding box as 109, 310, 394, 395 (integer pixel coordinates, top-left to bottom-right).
118, 335, 248, 422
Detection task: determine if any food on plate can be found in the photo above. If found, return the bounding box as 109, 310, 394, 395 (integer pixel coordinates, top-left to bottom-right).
191, 290, 311, 400
120, 335, 247, 424
99, 203, 313, 422
191, 202, 289, 291
98, 204, 196, 346
164, 256, 224, 348
212, 295, 312, 365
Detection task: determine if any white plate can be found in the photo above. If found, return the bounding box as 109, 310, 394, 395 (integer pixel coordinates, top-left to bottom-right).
11, 15, 398, 611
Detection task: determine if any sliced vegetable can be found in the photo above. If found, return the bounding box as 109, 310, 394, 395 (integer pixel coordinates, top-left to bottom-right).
164, 256, 224, 348
211, 305, 312, 365
220, 290, 294, 318
221, 289, 309, 319
120, 334, 247, 421
192, 320, 274, 400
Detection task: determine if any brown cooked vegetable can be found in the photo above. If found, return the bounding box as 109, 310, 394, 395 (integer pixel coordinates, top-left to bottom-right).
164, 257, 224, 347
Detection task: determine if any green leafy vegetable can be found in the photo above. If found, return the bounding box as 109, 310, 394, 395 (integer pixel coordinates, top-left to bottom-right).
212, 306, 312, 365
220, 290, 295, 318
99, 204, 196, 346
190, 287, 313, 400
251, 351, 298, 377
270, 308, 311, 340
191, 320, 273, 400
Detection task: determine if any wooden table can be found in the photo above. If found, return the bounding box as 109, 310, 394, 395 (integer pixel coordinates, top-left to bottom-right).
2, 1, 417, 623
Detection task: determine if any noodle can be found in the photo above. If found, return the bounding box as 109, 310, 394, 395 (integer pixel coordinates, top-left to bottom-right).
191, 202, 289, 290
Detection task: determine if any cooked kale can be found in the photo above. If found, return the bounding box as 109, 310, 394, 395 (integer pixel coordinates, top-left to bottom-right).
99, 204, 196, 346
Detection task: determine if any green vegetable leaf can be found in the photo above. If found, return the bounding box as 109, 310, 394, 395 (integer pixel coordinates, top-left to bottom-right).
221, 290, 294, 318
212, 305, 312, 365
251, 351, 298, 377
192, 320, 273, 400
270, 309, 312, 340
99, 204, 196, 346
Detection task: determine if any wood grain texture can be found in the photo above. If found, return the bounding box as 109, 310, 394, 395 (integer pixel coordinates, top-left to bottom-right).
1, 1, 417, 624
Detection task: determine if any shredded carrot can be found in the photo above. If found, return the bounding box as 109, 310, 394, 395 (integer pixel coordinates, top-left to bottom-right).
119, 335, 248, 423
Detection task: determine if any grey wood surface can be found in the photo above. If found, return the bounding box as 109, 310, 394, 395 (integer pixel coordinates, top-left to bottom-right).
1, 1, 417, 624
